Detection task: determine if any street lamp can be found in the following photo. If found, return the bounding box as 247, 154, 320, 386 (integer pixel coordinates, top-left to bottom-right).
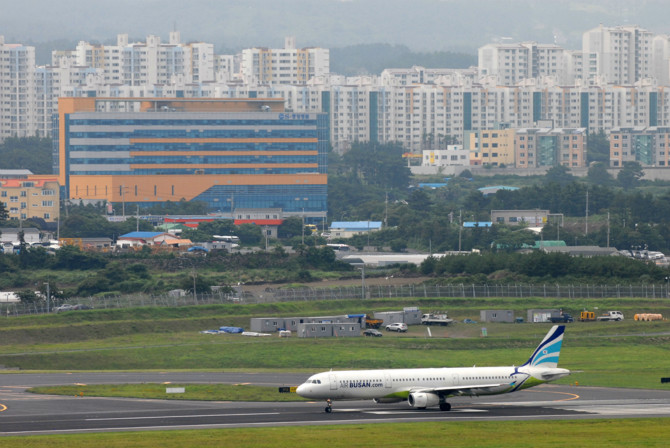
44, 282, 50, 313
352, 262, 366, 299
227, 194, 235, 219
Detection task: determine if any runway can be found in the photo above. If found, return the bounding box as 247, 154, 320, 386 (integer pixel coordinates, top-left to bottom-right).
2, 372, 670, 435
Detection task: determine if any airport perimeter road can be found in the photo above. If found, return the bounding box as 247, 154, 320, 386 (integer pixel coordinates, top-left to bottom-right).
2, 373, 670, 435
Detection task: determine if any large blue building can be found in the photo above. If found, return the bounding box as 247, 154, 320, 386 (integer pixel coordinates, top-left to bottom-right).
56, 97, 328, 223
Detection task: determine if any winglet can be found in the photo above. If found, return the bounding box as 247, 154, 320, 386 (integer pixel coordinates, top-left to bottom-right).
521, 325, 565, 369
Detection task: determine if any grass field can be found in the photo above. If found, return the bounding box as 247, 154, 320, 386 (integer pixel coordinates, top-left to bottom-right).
1, 420, 669, 447
1, 301, 669, 390
2, 297, 670, 446
28, 383, 308, 401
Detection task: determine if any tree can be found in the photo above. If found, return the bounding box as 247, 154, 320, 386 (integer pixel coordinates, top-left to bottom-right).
16, 289, 40, 303
587, 162, 614, 186
278, 217, 303, 239
235, 224, 262, 245
587, 131, 610, 164
341, 142, 411, 189
545, 165, 574, 185
493, 227, 536, 252
0, 137, 53, 173
408, 189, 432, 212
618, 161, 644, 190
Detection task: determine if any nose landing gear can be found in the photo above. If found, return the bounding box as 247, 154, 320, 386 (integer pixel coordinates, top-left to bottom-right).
325, 399, 332, 413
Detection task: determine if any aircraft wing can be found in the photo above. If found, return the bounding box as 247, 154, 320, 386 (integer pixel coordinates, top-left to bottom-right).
412, 382, 513, 396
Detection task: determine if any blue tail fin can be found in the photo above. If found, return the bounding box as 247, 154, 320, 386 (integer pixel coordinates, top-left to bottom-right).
522, 325, 565, 368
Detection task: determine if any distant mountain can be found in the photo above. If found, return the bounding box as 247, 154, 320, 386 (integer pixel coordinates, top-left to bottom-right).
5, 0, 670, 57
330, 44, 476, 75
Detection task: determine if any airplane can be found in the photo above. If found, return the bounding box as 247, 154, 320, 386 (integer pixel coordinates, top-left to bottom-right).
296, 325, 570, 413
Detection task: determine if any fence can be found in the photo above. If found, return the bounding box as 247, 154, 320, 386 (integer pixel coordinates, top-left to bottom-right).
2, 283, 669, 317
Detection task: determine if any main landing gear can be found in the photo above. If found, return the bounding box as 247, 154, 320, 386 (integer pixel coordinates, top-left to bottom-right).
325, 399, 333, 413
440, 402, 451, 411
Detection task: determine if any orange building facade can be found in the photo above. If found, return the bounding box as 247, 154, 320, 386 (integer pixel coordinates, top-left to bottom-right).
56, 98, 328, 221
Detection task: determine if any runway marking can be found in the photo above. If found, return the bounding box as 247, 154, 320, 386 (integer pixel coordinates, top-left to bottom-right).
86, 412, 280, 421
565, 404, 670, 415
1, 414, 595, 436
528, 388, 580, 401
367, 409, 487, 415
0, 403, 7, 412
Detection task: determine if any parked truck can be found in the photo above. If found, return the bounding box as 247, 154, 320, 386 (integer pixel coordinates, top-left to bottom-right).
596, 311, 624, 321
549, 313, 574, 323
421, 312, 454, 326
365, 315, 384, 329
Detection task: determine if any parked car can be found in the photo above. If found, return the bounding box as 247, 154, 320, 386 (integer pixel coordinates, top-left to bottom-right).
72, 304, 93, 310
363, 329, 383, 337
463, 318, 477, 324
385, 322, 408, 332
55, 304, 75, 313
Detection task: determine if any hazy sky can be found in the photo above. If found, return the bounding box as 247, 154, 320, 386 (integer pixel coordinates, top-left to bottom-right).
3, 0, 670, 52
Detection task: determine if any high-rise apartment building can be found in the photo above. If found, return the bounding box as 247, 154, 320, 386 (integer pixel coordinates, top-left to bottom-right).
478, 42, 565, 85
240, 37, 329, 85
0, 36, 36, 139
582, 24, 653, 85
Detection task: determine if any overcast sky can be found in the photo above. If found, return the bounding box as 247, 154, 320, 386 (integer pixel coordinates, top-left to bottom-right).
3, 0, 670, 52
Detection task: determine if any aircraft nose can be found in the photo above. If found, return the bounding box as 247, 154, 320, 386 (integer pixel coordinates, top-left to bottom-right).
296, 384, 307, 396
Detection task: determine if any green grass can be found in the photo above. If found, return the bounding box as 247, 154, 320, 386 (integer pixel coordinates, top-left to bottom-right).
27, 383, 307, 402
1, 298, 670, 390
3, 299, 670, 446
1, 420, 669, 447
4, 325, 670, 390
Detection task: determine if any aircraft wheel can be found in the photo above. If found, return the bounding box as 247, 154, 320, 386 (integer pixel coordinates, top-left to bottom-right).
440, 402, 451, 411
325, 406, 332, 413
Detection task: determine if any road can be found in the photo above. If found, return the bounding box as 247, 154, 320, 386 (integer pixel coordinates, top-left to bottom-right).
3, 372, 670, 435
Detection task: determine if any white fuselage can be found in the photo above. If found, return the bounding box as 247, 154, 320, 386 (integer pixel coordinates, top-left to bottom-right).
296, 365, 560, 401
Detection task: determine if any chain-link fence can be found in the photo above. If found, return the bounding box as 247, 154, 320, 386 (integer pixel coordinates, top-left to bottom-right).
3, 283, 669, 317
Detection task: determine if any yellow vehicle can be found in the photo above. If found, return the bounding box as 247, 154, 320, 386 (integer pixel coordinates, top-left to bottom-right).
305, 224, 318, 235
579, 311, 596, 321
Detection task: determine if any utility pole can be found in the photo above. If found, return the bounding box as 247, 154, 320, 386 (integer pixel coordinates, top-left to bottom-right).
585, 189, 589, 235
121, 185, 126, 218
607, 211, 610, 248
458, 210, 462, 252
384, 191, 388, 228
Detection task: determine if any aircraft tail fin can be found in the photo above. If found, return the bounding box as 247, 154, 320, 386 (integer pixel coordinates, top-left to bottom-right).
522, 325, 565, 369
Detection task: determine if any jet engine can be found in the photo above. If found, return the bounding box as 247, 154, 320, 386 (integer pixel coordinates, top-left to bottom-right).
373, 397, 404, 404
407, 392, 440, 409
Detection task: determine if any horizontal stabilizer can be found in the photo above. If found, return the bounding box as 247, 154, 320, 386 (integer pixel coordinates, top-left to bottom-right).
537, 368, 571, 381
